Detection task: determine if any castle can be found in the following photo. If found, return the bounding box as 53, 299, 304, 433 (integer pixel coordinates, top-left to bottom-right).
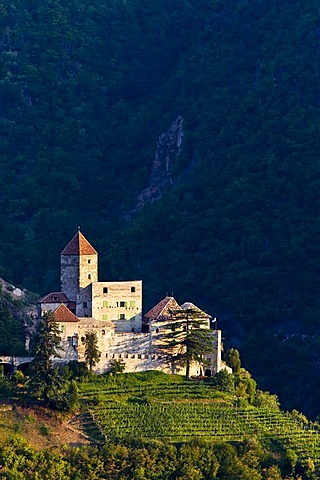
37, 230, 230, 376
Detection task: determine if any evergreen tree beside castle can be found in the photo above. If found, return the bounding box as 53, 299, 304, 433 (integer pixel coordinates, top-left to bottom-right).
34, 229, 231, 377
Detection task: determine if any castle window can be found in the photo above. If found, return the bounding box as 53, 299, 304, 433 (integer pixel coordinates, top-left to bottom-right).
130, 301, 135, 308
106, 353, 108, 357
120, 301, 127, 307
103, 287, 108, 293
112, 354, 115, 358
83, 302, 87, 308
88, 259, 91, 264
118, 313, 125, 320
131, 286, 135, 292
131, 327, 135, 332
156, 328, 159, 333
138, 354, 141, 359
102, 329, 105, 335
103, 314, 109, 320
88, 274, 91, 279
125, 353, 128, 358
103, 301, 108, 308
145, 354, 149, 359
132, 354, 135, 359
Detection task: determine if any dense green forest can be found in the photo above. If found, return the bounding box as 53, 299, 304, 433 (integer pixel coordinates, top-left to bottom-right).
0, 436, 314, 480
1, 0, 320, 417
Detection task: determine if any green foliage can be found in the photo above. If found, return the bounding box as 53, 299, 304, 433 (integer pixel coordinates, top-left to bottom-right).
30, 311, 61, 401
1, 0, 320, 419
254, 390, 280, 410
109, 358, 126, 374
225, 348, 241, 375
212, 370, 235, 394
159, 308, 214, 378
0, 434, 316, 480
82, 331, 100, 373
63, 361, 89, 380
0, 303, 26, 355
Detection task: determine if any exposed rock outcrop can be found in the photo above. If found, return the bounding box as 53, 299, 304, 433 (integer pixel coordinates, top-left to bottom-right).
134, 116, 184, 213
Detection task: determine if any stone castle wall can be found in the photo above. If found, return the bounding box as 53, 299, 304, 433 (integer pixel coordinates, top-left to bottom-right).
79, 254, 98, 289
61, 255, 80, 302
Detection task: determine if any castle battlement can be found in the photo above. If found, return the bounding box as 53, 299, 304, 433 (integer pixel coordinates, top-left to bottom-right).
38, 231, 230, 377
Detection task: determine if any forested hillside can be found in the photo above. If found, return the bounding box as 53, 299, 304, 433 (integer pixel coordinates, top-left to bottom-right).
1, 0, 320, 416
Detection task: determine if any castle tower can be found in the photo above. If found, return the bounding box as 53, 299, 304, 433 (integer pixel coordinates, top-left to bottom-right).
60, 230, 98, 302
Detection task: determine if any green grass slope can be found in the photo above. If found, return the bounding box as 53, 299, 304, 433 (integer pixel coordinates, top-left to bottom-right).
78, 372, 320, 473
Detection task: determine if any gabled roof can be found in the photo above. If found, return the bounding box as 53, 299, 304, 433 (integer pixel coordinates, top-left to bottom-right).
143, 296, 181, 322
180, 302, 212, 319
61, 231, 97, 255
38, 292, 70, 304
53, 304, 79, 323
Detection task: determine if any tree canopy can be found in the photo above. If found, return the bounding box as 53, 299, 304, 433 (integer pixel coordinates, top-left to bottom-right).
1, 0, 320, 417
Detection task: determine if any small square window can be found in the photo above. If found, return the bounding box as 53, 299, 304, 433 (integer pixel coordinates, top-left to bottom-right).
88, 259, 91, 264
119, 313, 125, 320
131, 286, 135, 292
103, 301, 108, 308
120, 301, 126, 307
103, 287, 108, 293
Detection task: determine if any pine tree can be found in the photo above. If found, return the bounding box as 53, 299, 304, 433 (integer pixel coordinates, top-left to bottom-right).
159, 307, 214, 378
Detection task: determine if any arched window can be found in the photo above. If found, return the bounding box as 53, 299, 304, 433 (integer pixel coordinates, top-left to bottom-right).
88, 274, 91, 279
103, 287, 108, 293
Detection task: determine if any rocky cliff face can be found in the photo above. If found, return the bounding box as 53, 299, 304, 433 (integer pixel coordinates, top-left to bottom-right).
134, 116, 184, 212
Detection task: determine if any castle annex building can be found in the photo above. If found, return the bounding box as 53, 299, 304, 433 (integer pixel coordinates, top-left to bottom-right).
38, 231, 230, 376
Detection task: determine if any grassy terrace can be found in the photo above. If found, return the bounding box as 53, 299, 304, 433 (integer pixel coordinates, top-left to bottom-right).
77, 371, 320, 471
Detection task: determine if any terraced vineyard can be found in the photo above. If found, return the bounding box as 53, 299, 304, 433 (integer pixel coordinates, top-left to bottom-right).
78, 372, 320, 472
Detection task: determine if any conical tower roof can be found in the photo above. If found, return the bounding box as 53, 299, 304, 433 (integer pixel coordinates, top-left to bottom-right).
61, 231, 97, 255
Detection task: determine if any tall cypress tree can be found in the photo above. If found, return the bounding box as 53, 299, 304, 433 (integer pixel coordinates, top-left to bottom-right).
82, 331, 100, 373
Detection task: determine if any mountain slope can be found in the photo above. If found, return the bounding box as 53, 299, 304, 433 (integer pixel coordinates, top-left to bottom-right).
1, 0, 320, 416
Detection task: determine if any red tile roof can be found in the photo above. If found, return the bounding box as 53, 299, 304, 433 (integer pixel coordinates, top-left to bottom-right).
38, 292, 70, 304
143, 296, 181, 322
61, 231, 97, 255
53, 304, 79, 322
